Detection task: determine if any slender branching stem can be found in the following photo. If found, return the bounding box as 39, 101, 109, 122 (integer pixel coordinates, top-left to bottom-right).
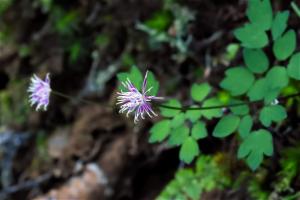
291, 1, 300, 18
51, 90, 99, 106
51, 89, 300, 112
157, 92, 300, 111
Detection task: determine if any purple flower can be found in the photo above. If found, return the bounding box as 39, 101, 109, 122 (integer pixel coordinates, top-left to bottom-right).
117, 71, 163, 123
28, 73, 51, 111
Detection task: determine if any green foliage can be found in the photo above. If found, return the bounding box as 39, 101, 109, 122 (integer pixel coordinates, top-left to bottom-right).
153, 83, 217, 163
273, 30, 296, 61
246, 0, 273, 31
37, 0, 53, 13
185, 107, 202, 122
117, 66, 160, 95
147, 71, 160, 96
124, 0, 296, 171
136, 1, 195, 61
243, 48, 269, 74
287, 53, 300, 80
271, 11, 289, 40
170, 113, 185, 128
180, 137, 199, 164
226, 0, 295, 169
201, 98, 222, 119
68, 41, 81, 63
0, 0, 13, 15
0, 80, 30, 125
160, 99, 181, 117
238, 115, 253, 139
291, 1, 300, 18
157, 155, 231, 200
149, 120, 171, 143
259, 105, 287, 127
51, 7, 79, 36
266, 66, 289, 90
191, 121, 207, 140
274, 145, 300, 196
190, 83, 211, 102
234, 24, 269, 48
168, 124, 189, 146
247, 78, 268, 101
144, 10, 172, 32
224, 43, 240, 62
220, 67, 255, 96
238, 129, 273, 170
229, 99, 249, 116
213, 114, 240, 138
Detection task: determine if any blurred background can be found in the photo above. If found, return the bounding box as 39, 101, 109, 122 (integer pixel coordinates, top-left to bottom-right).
0, 0, 300, 199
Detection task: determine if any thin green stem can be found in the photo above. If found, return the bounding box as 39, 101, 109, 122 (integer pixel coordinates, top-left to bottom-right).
51, 89, 300, 112
157, 92, 300, 111
51, 90, 99, 106
291, 1, 300, 18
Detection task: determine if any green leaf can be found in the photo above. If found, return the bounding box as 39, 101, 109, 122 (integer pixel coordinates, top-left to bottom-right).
149, 120, 171, 143
273, 30, 296, 61
171, 113, 186, 128
129, 66, 143, 90
225, 43, 240, 61
146, 71, 159, 96
213, 114, 240, 138
168, 125, 189, 146
264, 89, 280, 104
247, 78, 268, 101
221, 67, 255, 96
243, 48, 269, 74
117, 72, 129, 91
179, 137, 200, 164
234, 24, 269, 48
185, 106, 202, 123
238, 115, 253, 139
117, 66, 143, 91
238, 129, 273, 170
160, 99, 182, 117
190, 83, 211, 102
259, 105, 287, 127
271, 11, 290, 40
246, 151, 263, 171
201, 98, 223, 120
247, 0, 273, 31
287, 52, 300, 80
144, 10, 172, 32
191, 121, 207, 140
265, 66, 289, 90
229, 99, 249, 116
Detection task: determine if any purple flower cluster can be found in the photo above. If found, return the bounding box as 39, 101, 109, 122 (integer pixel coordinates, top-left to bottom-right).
28, 73, 51, 111
117, 71, 163, 123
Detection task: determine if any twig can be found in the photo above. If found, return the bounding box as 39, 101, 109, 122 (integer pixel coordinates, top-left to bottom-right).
0, 173, 52, 198
157, 92, 300, 111
291, 1, 300, 18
